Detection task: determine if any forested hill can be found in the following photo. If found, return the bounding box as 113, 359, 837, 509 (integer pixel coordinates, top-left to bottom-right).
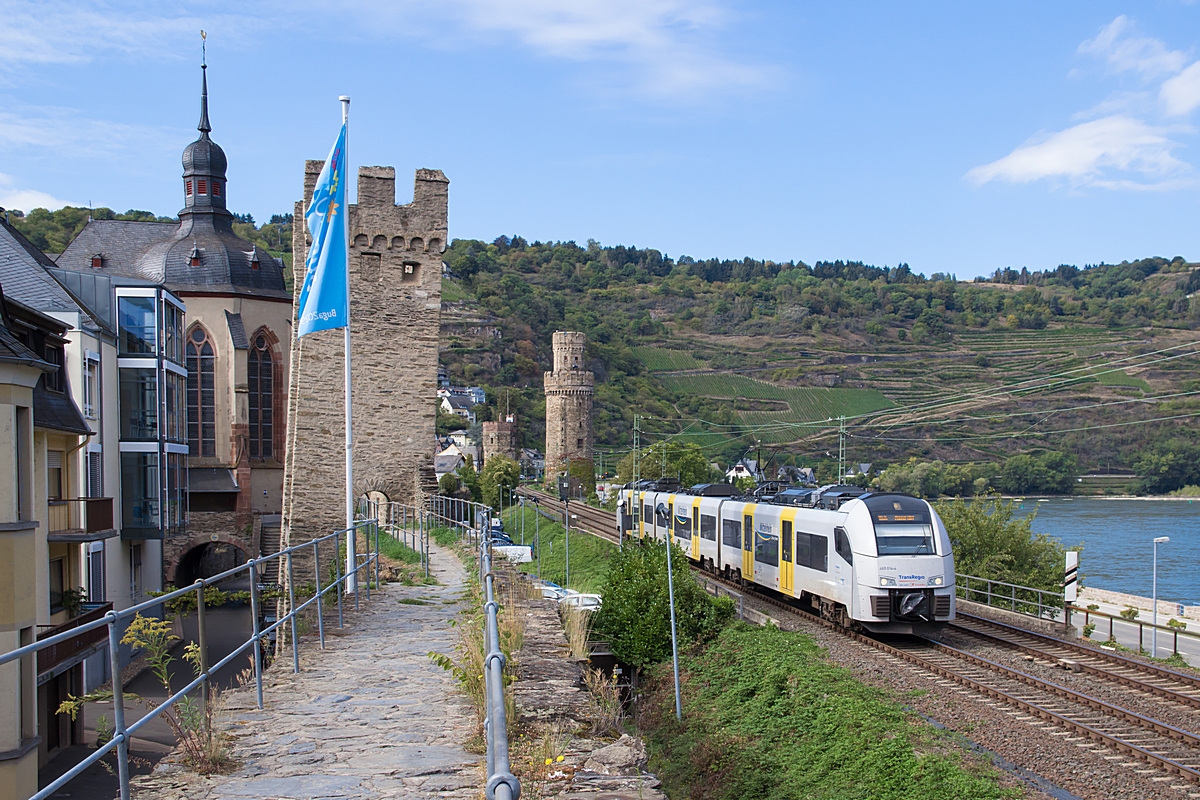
441, 236, 1200, 491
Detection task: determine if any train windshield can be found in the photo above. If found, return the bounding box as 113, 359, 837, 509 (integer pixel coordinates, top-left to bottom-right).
873, 523, 935, 556
862, 494, 936, 556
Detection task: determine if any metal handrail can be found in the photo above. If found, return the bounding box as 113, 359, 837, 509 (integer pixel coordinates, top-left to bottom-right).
0, 518, 382, 800
1071, 604, 1200, 656
955, 573, 1063, 619
418, 496, 520, 798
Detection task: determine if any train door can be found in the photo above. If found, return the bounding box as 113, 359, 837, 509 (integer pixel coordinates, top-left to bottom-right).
691, 501, 701, 560
742, 507, 754, 582
780, 514, 795, 596
637, 492, 646, 539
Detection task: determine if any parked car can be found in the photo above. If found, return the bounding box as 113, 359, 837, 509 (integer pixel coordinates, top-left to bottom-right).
559, 593, 602, 611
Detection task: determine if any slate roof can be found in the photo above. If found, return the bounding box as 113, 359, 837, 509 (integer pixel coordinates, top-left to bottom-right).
0, 218, 100, 331
34, 381, 91, 434
189, 467, 239, 493
225, 310, 248, 349
0, 317, 48, 368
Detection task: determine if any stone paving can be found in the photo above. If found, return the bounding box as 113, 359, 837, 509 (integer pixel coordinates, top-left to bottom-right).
131, 541, 483, 799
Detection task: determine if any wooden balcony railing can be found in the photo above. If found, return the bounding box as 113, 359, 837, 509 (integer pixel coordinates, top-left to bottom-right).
36, 601, 112, 679
47, 497, 115, 536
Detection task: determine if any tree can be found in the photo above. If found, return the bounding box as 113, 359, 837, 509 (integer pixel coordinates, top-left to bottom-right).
1135, 439, 1200, 494
438, 472, 461, 495
592, 540, 734, 670
616, 442, 714, 487
480, 455, 520, 509
455, 456, 482, 503
934, 494, 1068, 591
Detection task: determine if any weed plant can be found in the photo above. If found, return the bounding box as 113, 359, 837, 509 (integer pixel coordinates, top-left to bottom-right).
640, 623, 1019, 800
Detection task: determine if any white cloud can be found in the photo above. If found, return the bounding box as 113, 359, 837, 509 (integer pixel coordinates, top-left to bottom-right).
0, 107, 178, 158
337, 0, 770, 99
1161, 61, 1200, 116
966, 115, 1189, 189
1078, 15, 1187, 78
0, 173, 77, 212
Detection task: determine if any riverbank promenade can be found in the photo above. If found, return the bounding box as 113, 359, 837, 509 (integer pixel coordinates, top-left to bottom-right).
131, 542, 482, 800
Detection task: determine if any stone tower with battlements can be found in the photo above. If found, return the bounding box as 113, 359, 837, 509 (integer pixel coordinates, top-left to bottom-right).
482, 415, 517, 467
543, 331, 594, 479
282, 165, 447, 569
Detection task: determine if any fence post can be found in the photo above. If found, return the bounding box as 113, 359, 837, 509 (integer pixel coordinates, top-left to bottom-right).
375, 519, 381, 593
106, 614, 131, 800
363, 525, 371, 602
314, 539, 325, 649
287, 551, 300, 673
195, 580, 211, 747
248, 559, 264, 709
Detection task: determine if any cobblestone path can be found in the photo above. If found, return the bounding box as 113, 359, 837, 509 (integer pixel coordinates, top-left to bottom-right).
133, 542, 483, 799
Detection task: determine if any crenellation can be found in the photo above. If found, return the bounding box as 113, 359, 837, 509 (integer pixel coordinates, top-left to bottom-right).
543, 331, 594, 479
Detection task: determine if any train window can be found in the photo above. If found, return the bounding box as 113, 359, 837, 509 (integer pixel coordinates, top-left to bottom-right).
693, 509, 700, 537
743, 515, 753, 551
835, 527, 853, 564
781, 521, 792, 562
674, 505, 690, 539
754, 529, 778, 566
795, 532, 811, 569
722, 519, 741, 548
874, 523, 935, 556
701, 514, 717, 541
812, 534, 828, 572
643, 505, 653, 526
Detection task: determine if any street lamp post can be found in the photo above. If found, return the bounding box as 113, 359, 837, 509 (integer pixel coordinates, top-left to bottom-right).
1153, 536, 1170, 657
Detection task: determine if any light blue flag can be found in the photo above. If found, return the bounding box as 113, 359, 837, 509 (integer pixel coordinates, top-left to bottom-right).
297, 124, 348, 337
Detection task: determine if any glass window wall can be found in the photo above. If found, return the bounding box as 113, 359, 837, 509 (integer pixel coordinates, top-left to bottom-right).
118, 297, 157, 356
121, 452, 160, 532
119, 368, 158, 440
165, 372, 186, 443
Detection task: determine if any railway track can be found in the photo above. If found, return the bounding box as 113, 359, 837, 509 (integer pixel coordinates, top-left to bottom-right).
515, 487, 1200, 786
950, 614, 1200, 711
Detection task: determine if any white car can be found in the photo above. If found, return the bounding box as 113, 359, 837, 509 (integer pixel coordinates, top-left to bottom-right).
559, 593, 602, 611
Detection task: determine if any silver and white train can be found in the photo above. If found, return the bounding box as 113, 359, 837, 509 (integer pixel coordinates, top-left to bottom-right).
616, 482, 955, 634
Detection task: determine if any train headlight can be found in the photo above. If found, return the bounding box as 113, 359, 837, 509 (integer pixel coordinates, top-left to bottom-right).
928, 576, 944, 586
880, 577, 897, 587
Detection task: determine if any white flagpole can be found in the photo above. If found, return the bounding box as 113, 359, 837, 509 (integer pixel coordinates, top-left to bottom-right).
340, 95, 356, 595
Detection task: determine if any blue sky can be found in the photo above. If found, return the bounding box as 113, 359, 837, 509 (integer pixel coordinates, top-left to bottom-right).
2, 2, 1200, 277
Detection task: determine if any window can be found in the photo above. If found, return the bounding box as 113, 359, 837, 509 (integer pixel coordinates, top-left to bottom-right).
700, 514, 717, 541
87, 543, 105, 603
576, 437, 583, 448
186, 180, 193, 196
722, 518, 741, 549
796, 532, 829, 573
187, 327, 216, 457
163, 304, 183, 365
754, 529, 778, 567
673, 504, 690, 540
874, 524, 935, 556
119, 368, 158, 440
835, 527, 853, 565
49, 558, 65, 613
642, 504, 652, 528
743, 514, 753, 551
43, 346, 64, 392
166, 453, 185, 535
118, 297, 156, 355
211, 181, 220, 197
198, 180, 207, 195
88, 451, 103, 497
782, 520, 792, 562
165, 372, 185, 443
91, 255, 103, 269
121, 452, 159, 531
46, 450, 63, 500
83, 356, 99, 418
248, 333, 274, 458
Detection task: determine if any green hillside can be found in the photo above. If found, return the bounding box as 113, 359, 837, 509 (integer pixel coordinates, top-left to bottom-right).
437, 235, 1200, 485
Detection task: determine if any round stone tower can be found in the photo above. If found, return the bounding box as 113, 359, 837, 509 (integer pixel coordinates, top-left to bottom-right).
544, 331, 594, 478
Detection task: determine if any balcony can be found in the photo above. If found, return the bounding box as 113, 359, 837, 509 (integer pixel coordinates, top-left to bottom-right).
47, 498, 117, 542
36, 601, 112, 684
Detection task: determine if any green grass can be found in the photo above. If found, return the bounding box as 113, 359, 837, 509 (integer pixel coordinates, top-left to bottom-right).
1091, 368, 1150, 390
503, 506, 616, 594
378, 532, 423, 564
632, 346, 708, 372
440, 278, 470, 303
642, 624, 1019, 800
398, 598, 431, 605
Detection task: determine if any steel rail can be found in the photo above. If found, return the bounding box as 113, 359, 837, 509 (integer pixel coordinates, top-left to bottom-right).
951, 615, 1200, 710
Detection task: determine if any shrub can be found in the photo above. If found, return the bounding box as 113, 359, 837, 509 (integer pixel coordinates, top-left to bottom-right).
934, 494, 1069, 592
592, 540, 734, 670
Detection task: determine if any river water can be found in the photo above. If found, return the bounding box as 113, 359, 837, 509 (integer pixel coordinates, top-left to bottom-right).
1007, 497, 1200, 606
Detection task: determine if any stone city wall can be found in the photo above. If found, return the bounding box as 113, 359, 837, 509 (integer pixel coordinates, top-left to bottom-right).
282, 166, 446, 582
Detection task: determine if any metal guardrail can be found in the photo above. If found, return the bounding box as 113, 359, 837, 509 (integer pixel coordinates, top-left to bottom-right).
956, 573, 1063, 619
1071, 604, 1200, 657
421, 495, 520, 800
0, 519, 382, 800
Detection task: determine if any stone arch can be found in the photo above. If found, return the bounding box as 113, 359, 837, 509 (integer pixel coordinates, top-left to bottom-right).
407, 237, 424, 252
390, 236, 405, 250
354, 233, 369, 248
371, 234, 388, 251
427, 237, 443, 253
166, 531, 252, 586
